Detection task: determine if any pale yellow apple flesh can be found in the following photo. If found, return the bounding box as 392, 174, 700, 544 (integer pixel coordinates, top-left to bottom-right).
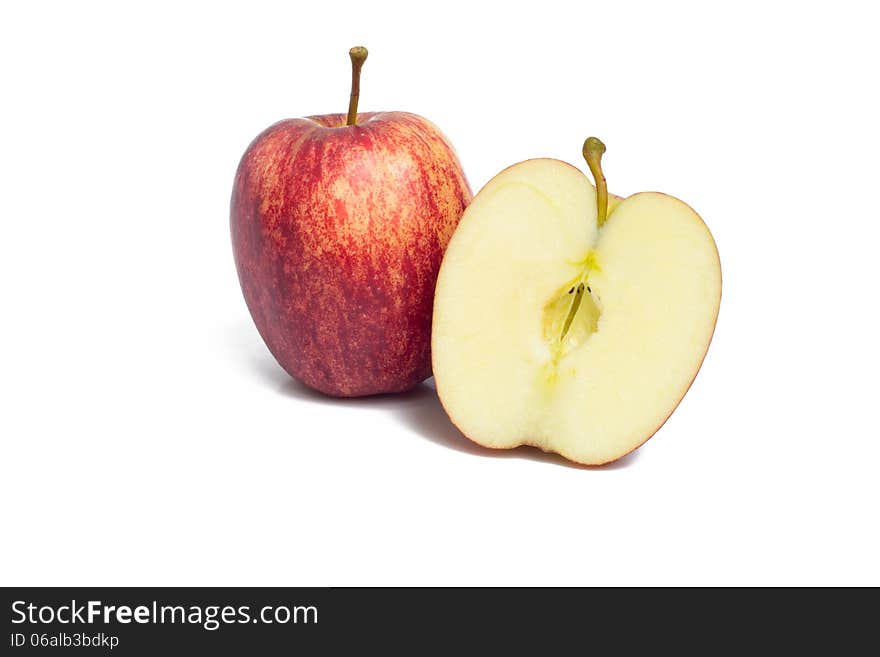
432, 158, 721, 465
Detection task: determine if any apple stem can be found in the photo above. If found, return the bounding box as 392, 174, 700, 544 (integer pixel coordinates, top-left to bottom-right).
583, 137, 608, 227
346, 46, 368, 126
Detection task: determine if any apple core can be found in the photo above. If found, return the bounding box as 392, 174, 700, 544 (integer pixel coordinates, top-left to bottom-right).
542, 253, 602, 371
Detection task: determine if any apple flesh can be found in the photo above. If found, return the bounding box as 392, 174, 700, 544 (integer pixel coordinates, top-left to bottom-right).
232, 68, 471, 396
431, 155, 721, 465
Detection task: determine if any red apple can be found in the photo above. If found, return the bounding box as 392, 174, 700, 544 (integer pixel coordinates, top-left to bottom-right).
231, 47, 472, 396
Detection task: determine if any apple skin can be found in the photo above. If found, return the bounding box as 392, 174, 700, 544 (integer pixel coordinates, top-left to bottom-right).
231, 111, 471, 397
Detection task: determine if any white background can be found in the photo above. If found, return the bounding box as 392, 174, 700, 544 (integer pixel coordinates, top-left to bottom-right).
2, 1, 878, 586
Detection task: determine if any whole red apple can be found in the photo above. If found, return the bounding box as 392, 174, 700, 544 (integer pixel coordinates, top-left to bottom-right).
231, 47, 472, 396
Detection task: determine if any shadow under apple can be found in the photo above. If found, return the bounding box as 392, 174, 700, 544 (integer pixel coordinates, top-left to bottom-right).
279, 374, 638, 470
228, 319, 638, 469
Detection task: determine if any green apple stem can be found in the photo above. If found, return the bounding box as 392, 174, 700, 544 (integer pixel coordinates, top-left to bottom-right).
583, 137, 608, 227
346, 46, 368, 126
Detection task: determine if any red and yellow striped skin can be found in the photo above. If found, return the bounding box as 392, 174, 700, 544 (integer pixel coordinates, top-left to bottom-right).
231, 112, 471, 396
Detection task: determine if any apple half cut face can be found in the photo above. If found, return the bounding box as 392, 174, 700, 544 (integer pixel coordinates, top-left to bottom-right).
431, 150, 721, 465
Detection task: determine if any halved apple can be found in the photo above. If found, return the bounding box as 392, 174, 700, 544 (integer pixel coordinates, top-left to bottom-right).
431, 138, 721, 465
